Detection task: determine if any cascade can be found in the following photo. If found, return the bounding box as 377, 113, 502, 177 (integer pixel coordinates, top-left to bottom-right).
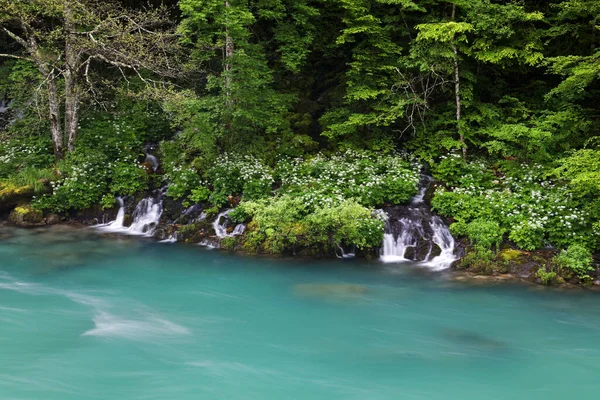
212, 210, 245, 239
213, 210, 231, 238
159, 232, 178, 243
0, 99, 9, 113
336, 245, 356, 259
144, 154, 159, 172
380, 176, 456, 270
97, 189, 165, 236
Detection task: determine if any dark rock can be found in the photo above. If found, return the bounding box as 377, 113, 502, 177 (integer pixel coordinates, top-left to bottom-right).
123, 214, 133, 227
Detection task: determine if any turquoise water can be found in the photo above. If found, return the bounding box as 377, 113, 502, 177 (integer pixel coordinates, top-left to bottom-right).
1, 226, 600, 399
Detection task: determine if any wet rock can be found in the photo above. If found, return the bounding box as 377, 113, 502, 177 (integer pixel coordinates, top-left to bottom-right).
123, 214, 133, 227
44, 213, 61, 225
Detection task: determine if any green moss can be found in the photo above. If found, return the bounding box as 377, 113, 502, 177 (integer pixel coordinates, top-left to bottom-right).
499, 249, 525, 262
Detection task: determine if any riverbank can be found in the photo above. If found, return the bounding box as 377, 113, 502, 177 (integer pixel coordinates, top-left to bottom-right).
2, 218, 599, 290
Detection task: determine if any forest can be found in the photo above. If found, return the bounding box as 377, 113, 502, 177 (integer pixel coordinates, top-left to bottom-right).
1, 0, 599, 284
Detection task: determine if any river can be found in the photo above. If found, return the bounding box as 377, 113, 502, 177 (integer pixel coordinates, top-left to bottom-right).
1, 225, 599, 399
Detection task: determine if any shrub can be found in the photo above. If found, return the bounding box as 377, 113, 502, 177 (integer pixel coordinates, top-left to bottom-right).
463, 219, 504, 251
235, 196, 384, 254
536, 267, 557, 285
433, 161, 596, 252
555, 244, 594, 280
276, 150, 420, 208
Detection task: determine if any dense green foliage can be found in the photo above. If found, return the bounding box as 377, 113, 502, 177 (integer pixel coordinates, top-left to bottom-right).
432, 155, 597, 251
0, 0, 599, 267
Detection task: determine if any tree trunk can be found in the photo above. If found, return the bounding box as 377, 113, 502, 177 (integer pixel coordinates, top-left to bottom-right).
29, 36, 63, 159
48, 75, 64, 159
64, 0, 80, 152
452, 4, 466, 159
224, 0, 233, 104
64, 73, 80, 152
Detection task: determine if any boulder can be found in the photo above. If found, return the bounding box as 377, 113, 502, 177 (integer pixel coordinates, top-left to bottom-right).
0, 183, 34, 212
8, 204, 45, 227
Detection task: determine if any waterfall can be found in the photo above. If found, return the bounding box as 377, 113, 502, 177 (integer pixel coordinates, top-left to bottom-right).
97, 190, 164, 237
232, 223, 246, 236
98, 197, 125, 230
0, 99, 9, 113
213, 210, 231, 238
159, 232, 178, 243
336, 245, 356, 259
127, 197, 163, 235
380, 176, 456, 270
212, 210, 245, 239
143, 144, 159, 172
422, 216, 456, 271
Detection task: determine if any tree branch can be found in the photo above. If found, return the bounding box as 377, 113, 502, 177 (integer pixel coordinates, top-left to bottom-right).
1, 27, 28, 48
0, 53, 33, 61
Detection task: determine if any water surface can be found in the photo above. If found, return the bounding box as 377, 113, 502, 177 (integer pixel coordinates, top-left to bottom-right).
1, 225, 599, 399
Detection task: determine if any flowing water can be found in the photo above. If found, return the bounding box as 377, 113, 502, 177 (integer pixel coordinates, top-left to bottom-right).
1, 225, 600, 399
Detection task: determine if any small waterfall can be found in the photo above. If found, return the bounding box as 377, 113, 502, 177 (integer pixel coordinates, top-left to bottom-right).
98, 197, 125, 230
411, 175, 431, 206
159, 232, 178, 243
0, 99, 9, 113
128, 197, 163, 235
212, 210, 246, 239
336, 245, 356, 259
213, 210, 231, 238
422, 216, 456, 270
232, 223, 245, 236
380, 176, 456, 269
143, 144, 159, 172
97, 190, 164, 237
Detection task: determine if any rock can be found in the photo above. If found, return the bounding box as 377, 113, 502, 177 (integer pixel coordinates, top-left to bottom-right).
44, 213, 61, 225
8, 204, 45, 227
0, 183, 34, 212
123, 214, 133, 227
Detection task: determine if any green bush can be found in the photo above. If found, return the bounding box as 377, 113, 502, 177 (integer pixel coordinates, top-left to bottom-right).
463, 219, 504, 251
536, 267, 557, 285
276, 150, 420, 208
433, 161, 596, 252
555, 244, 594, 280
235, 196, 384, 254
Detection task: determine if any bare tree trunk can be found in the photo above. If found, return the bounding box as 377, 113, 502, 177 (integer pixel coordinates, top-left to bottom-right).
64, 0, 80, 152
452, 4, 466, 159
47, 73, 64, 159
224, 0, 233, 105
64, 74, 80, 152
29, 38, 63, 159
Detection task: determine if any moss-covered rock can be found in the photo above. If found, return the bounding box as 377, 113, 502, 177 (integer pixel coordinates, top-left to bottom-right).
0, 183, 34, 212
8, 204, 45, 227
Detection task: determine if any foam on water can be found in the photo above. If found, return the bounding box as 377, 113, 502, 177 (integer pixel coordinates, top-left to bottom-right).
83, 311, 190, 339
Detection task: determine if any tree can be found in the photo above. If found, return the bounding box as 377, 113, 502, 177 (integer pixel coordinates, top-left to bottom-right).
0, 0, 180, 159
177, 0, 317, 155
413, 0, 543, 158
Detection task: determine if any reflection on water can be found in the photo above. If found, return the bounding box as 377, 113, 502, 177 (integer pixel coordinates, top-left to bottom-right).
1, 225, 600, 399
